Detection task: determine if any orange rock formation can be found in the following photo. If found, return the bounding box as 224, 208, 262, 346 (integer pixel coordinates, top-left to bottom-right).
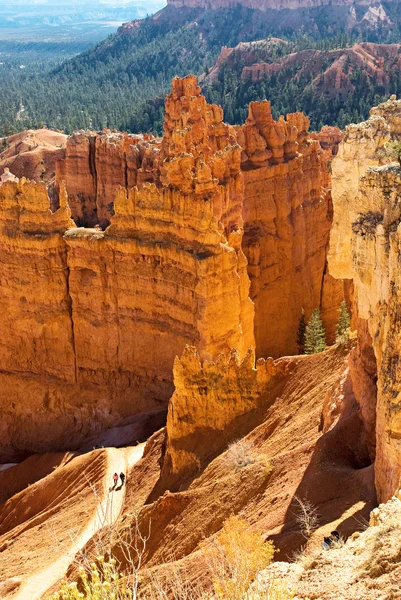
238, 101, 343, 357
328, 96, 401, 502
0, 75, 344, 460
57, 92, 342, 360
153, 346, 289, 495
0, 77, 254, 461
109, 345, 375, 578
56, 131, 159, 228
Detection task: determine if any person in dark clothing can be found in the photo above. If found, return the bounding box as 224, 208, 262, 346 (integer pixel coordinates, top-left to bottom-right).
322, 530, 341, 549
120, 472, 125, 486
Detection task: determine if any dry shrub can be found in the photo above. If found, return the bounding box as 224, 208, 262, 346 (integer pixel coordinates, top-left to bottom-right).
262, 578, 295, 599
293, 546, 321, 571
145, 565, 208, 600
206, 515, 275, 600
225, 439, 271, 475
50, 484, 292, 600
292, 495, 319, 540
49, 557, 131, 599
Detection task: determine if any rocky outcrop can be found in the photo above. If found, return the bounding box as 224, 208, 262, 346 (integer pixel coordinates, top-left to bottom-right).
55, 81, 341, 360
329, 96, 401, 502
0, 129, 67, 184
153, 345, 289, 494
0, 77, 254, 461
0, 75, 345, 459
310, 125, 343, 156
56, 131, 160, 228
238, 101, 343, 357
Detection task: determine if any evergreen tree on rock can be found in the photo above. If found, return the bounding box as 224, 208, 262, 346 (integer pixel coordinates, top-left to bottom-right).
336, 300, 351, 344
304, 308, 326, 355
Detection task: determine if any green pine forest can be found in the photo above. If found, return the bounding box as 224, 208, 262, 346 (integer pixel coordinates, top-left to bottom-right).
2, 5, 401, 137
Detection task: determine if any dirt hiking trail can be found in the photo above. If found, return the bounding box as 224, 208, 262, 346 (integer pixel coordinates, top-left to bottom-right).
12, 444, 145, 600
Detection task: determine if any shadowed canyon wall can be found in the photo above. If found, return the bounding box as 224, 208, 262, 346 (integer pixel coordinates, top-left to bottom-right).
152, 345, 290, 495
56, 132, 160, 228
238, 101, 343, 357
329, 96, 401, 502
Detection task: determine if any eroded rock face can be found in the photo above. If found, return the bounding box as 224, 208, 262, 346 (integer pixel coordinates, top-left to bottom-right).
328, 96, 401, 501
153, 345, 290, 494
0, 76, 254, 460
56, 131, 160, 228
56, 83, 341, 360
238, 101, 343, 357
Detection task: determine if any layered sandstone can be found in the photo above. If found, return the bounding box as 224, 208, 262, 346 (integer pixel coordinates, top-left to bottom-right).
238, 101, 343, 357
56, 131, 160, 228
55, 81, 340, 359
310, 125, 343, 156
0, 76, 254, 461
328, 96, 401, 501
153, 346, 289, 494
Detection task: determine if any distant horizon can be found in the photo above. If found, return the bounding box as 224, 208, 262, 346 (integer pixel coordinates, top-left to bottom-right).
0, 0, 167, 49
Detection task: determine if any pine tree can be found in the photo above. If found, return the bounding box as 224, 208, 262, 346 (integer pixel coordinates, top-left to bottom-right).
304, 308, 326, 354
297, 308, 306, 355
336, 300, 351, 344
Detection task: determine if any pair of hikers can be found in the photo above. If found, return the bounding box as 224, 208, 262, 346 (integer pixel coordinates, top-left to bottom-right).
113, 472, 125, 487
322, 530, 340, 550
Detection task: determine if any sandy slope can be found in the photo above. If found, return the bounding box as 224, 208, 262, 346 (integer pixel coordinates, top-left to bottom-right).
0, 444, 145, 599
0, 129, 66, 183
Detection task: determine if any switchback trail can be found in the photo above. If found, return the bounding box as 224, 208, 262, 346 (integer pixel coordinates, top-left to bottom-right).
13, 444, 145, 600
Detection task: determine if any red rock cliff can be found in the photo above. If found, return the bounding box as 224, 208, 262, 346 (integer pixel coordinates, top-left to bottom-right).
56, 131, 160, 228
58, 90, 342, 360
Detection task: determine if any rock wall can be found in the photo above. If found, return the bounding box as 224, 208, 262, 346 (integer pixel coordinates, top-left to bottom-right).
0, 76, 254, 460
328, 96, 401, 501
56, 132, 160, 228
56, 89, 341, 360
152, 345, 290, 495
238, 101, 343, 357
1, 75, 344, 459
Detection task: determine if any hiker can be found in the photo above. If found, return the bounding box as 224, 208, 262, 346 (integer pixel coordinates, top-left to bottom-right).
322, 536, 333, 550
120, 472, 125, 486
113, 472, 118, 487
322, 530, 340, 550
